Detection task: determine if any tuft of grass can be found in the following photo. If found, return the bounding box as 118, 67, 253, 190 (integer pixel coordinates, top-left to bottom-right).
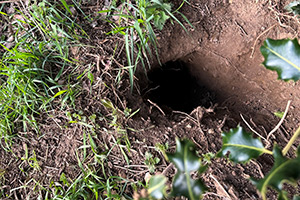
0, 0, 85, 149
50, 168, 132, 200
48, 118, 135, 200
101, 0, 192, 91
101, 99, 140, 165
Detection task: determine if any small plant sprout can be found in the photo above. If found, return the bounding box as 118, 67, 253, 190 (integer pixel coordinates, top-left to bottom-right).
155, 142, 169, 160
20, 144, 41, 171
144, 152, 160, 173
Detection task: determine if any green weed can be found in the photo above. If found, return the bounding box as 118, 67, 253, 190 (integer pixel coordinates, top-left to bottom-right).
144, 152, 160, 173
155, 142, 169, 160
19, 146, 41, 171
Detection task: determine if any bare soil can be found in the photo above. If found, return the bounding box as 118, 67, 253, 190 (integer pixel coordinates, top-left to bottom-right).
1, 0, 300, 199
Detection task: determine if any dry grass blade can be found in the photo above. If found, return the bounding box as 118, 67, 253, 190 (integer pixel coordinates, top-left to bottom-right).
0, 0, 20, 4
209, 174, 232, 200
267, 100, 291, 140
240, 114, 268, 143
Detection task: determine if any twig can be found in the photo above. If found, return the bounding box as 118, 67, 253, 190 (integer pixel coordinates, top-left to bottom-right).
195, 107, 204, 127
191, 137, 202, 149
173, 110, 198, 125
240, 114, 268, 142
267, 100, 291, 140
111, 83, 126, 110
210, 174, 232, 200
234, 20, 248, 36
86, 53, 101, 72
250, 24, 277, 58
162, 163, 174, 176
0, 0, 19, 4
203, 192, 231, 200
268, 6, 300, 25
114, 165, 149, 173
147, 99, 165, 116
217, 116, 227, 133
250, 160, 264, 178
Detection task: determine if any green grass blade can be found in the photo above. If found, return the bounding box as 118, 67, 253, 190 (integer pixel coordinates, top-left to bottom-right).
60, 0, 73, 16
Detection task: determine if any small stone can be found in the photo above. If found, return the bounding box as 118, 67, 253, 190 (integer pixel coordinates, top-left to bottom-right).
208, 129, 214, 134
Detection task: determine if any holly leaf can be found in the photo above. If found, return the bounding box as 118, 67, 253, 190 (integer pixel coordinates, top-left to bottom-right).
167, 138, 207, 200
148, 175, 167, 199
217, 126, 271, 163
278, 191, 289, 200
252, 145, 300, 200
285, 1, 300, 15
260, 38, 300, 81
293, 195, 300, 200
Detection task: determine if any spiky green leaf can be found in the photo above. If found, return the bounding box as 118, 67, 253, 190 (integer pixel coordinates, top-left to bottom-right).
278, 191, 289, 200
260, 38, 300, 81
218, 126, 272, 163
167, 138, 206, 200
285, 1, 300, 15
252, 146, 300, 200
293, 195, 300, 200
148, 175, 167, 199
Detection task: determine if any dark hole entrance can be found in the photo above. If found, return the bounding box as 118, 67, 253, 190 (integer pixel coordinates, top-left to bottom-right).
144, 60, 216, 113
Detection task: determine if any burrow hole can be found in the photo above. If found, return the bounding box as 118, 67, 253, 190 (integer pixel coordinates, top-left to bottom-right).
144, 60, 216, 113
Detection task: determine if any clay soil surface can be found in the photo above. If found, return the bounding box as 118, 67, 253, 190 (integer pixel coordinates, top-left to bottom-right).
1, 0, 300, 199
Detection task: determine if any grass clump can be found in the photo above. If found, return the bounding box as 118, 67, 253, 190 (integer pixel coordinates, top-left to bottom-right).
50, 168, 132, 200
48, 109, 137, 200
101, 0, 192, 91
0, 0, 85, 149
